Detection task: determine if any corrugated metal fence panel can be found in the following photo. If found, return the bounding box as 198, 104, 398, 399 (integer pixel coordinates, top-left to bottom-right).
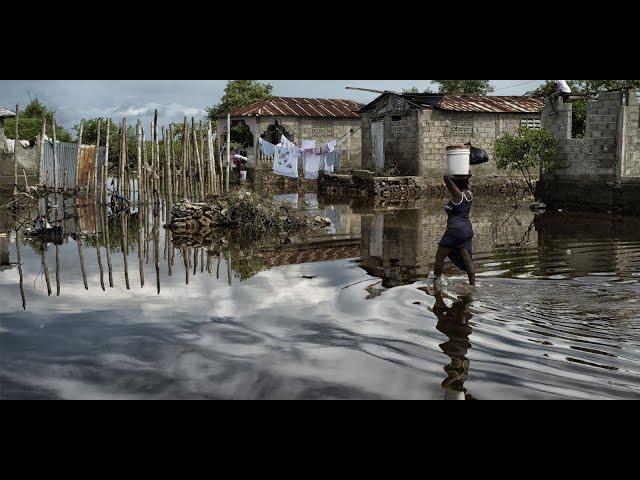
41, 140, 106, 189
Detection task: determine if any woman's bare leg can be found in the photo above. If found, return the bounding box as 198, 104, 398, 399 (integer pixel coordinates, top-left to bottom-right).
435, 247, 452, 278
459, 248, 475, 286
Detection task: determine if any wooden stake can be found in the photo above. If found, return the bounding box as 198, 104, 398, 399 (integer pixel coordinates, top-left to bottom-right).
52, 116, 58, 191
13, 104, 19, 196
136, 120, 142, 206
103, 121, 110, 205
207, 120, 215, 194
104, 209, 114, 288
41, 247, 52, 296
15, 230, 26, 309
95, 214, 105, 292
119, 118, 126, 195
93, 118, 102, 198
226, 114, 231, 193
39, 117, 46, 185
77, 236, 88, 290
55, 244, 61, 296
192, 118, 203, 201
153, 110, 159, 202
75, 119, 84, 190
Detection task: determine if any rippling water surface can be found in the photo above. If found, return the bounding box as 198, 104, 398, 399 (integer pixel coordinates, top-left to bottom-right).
1, 192, 640, 399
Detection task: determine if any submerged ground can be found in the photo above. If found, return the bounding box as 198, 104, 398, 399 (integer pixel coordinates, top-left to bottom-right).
1, 189, 639, 399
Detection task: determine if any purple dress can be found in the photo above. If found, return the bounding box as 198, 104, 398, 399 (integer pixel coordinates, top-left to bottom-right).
439, 191, 474, 272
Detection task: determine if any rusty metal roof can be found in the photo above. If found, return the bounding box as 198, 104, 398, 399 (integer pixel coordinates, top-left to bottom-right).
439, 95, 544, 113
218, 97, 364, 118
0, 106, 16, 118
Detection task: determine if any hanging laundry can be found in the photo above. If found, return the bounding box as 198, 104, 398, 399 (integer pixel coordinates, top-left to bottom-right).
273, 144, 299, 178
259, 137, 276, 158
303, 150, 324, 180
301, 140, 316, 150
323, 150, 341, 173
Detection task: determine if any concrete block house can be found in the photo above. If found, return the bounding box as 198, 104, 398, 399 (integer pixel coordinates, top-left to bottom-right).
359, 92, 544, 178
215, 97, 364, 171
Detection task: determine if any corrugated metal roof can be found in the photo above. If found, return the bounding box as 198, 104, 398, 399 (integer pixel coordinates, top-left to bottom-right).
218, 97, 364, 118
0, 105, 16, 118
439, 96, 544, 113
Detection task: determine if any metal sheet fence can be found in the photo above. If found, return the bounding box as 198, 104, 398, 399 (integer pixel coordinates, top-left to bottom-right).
41, 140, 106, 189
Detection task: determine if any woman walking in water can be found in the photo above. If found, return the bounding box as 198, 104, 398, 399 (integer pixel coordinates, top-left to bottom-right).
433, 174, 475, 286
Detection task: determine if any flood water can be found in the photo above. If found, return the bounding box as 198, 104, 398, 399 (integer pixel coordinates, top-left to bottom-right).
1, 190, 640, 400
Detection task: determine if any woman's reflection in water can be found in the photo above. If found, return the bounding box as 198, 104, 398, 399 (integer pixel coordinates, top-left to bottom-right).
432, 292, 475, 400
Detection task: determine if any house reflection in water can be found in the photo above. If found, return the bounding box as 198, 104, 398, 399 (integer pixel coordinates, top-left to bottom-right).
358, 201, 538, 289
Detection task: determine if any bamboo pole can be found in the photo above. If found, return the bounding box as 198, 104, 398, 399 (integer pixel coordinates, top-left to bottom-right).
103, 121, 110, 205
39, 117, 46, 185
93, 118, 102, 198
63, 169, 68, 195
74, 119, 84, 191
226, 114, 231, 192
161, 126, 166, 197
13, 104, 19, 196
51, 120, 59, 192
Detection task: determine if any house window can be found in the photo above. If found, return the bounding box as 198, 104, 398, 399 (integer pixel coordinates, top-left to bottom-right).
448, 115, 474, 137
520, 118, 541, 130
311, 120, 334, 138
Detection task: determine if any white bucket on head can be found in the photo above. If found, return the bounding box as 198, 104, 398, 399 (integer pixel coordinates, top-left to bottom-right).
447, 145, 471, 176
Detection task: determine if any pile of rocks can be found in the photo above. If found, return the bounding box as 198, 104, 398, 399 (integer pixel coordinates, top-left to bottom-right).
166, 192, 331, 236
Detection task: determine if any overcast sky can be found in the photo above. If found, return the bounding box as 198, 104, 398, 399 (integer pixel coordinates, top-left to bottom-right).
0, 80, 545, 134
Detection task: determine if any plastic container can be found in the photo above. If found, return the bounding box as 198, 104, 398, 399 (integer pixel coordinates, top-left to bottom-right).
446, 145, 471, 175
239, 170, 247, 181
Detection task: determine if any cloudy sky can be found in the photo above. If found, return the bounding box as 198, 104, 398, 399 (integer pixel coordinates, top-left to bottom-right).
0, 80, 545, 134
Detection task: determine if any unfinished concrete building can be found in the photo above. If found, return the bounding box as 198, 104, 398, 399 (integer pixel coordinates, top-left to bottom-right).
540, 89, 640, 213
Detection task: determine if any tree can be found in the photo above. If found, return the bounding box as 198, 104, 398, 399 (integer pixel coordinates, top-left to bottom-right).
206, 80, 273, 147
431, 80, 494, 96
206, 80, 274, 118
403, 87, 420, 93
494, 125, 560, 197
532, 80, 640, 138
4, 98, 72, 142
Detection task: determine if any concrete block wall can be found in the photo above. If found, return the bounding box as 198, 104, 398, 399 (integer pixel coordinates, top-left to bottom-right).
543, 91, 624, 182
418, 110, 533, 179
621, 91, 640, 178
